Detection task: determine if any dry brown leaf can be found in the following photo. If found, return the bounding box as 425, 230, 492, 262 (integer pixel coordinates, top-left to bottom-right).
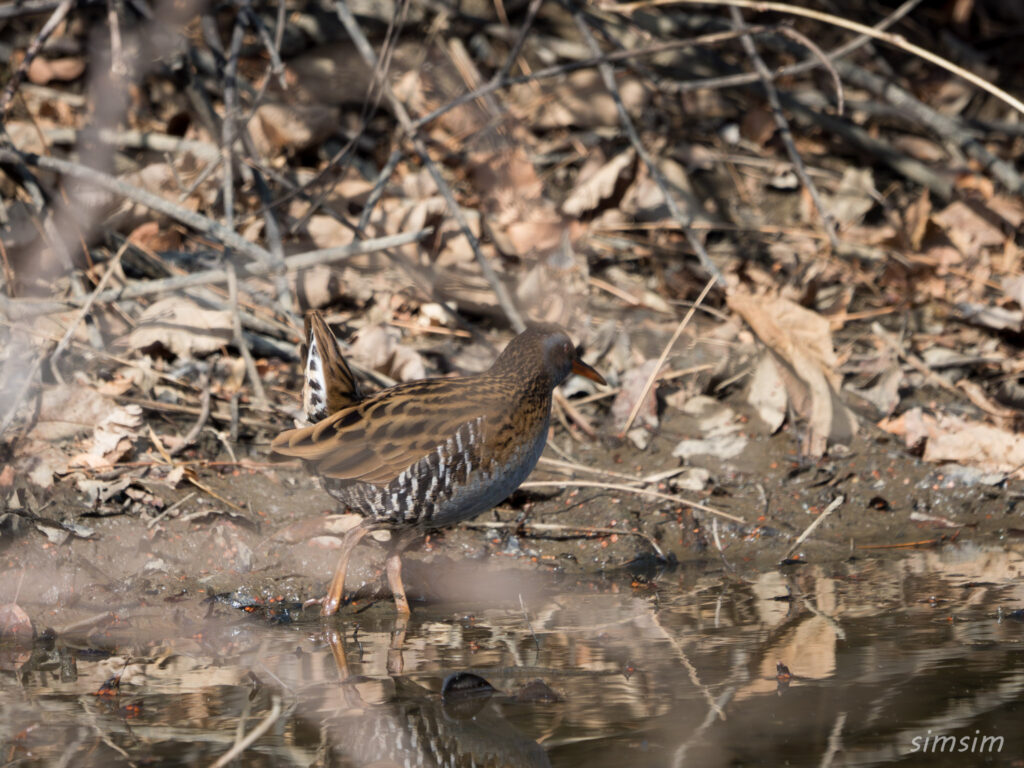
932, 200, 1005, 258
747, 352, 787, 433
621, 156, 715, 225
881, 409, 1024, 475
846, 363, 902, 418
514, 70, 646, 129
890, 134, 948, 163
988, 195, 1024, 229
561, 150, 635, 217
127, 298, 233, 358
27, 56, 86, 84
127, 221, 182, 252
20, 385, 142, 483
305, 216, 357, 250
278, 44, 375, 106
728, 288, 857, 454
672, 396, 749, 460
253, 102, 339, 155
349, 325, 426, 382
907, 189, 932, 251
1002, 275, 1024, 307
825, 167, 876, 228
740, 107, 776, 146
28, 385, 111, 441
611, 359, 660, 431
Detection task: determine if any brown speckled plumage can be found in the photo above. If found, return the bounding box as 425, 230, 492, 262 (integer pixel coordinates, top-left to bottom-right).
271, 312, 605, 616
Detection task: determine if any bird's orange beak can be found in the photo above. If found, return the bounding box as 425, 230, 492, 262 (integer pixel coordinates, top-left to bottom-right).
572, 357, 606, 385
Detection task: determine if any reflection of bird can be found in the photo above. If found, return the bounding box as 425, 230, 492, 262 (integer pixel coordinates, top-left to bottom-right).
321, 628, 552, 768
272, 312, 605, 616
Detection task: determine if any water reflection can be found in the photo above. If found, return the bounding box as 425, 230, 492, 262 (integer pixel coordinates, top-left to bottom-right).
2, 542, 1023, 766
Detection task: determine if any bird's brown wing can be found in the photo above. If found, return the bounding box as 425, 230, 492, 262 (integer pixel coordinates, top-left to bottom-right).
272, 379, 493, 487
302, 311, 362, 423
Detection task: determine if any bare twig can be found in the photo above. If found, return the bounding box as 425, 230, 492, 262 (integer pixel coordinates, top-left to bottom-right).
51, 244, 126, 365
783, 495, 844, 561
619, 275, 717, 437
221, 17, 246, 234
466, 519, 665, 557
0, 0, 75, 116
228, 265, 268, 410
3, 228, 431, 310
146, 491, 197, 529
520, 479, 746, 524
775, 26, 843, 115
334, 1, 527, 333
729, 5, 840, 251
611, 0, 1024, 118
573, 10, 725, 287
0, 147, 275, 265
169, 376, 212, 457
782, 94, 954, 198
832, 60, 1022, 193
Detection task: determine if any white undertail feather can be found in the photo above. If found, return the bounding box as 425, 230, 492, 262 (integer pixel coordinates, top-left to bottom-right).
303, 335, 330, 423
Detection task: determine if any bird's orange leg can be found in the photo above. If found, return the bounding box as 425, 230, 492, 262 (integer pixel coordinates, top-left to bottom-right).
385, 549, 411, 616
321, 521, 376, 617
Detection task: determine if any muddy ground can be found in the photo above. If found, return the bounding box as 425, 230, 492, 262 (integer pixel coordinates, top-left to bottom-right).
4, 398, 1016, 637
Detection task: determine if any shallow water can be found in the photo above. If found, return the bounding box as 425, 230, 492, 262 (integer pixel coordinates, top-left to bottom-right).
3, 542, 1023, 767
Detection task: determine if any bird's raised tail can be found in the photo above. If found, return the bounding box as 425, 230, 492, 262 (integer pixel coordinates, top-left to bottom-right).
303, 311, 363, 423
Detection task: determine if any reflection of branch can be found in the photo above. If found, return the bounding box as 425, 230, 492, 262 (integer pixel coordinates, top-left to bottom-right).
649, 610, 727, 720
209, 696, 283, 768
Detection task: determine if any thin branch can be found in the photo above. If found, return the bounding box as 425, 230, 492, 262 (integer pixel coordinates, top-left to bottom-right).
573, 9, 725, 286
610, 0, 1024, 118
1, 228, 432, 309
729, 5, 840, 251
221, 16, 246, 233
0, 148, 275, 265
783, 494, 844, 561
334, 0, 527, 332
228, 265, 268, 409
0, 0, 75, 116
520, 479, 747, 524
619, 275, 717, 437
